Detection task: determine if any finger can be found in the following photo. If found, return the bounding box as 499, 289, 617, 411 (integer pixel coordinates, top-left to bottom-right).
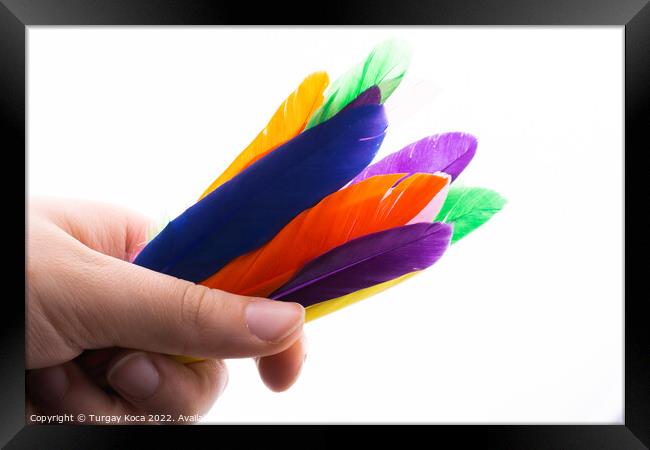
257, 332, 307, 392
30, 197, 152, 261
47, 241, 305, 360
27, 362, 134, 423
76, 348, 123, 384
106, 350, 227, 418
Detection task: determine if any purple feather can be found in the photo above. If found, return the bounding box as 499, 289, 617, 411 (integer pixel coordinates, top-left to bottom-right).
270, 222, 452, 307
342, 86, 382, 111
350, 132, 477, 184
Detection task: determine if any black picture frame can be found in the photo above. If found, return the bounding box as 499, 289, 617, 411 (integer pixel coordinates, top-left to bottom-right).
2, 0, 648, 447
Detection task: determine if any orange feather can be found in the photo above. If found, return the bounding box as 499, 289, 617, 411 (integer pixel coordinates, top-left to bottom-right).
201, 173, 449, 296
198, 72, 330, 200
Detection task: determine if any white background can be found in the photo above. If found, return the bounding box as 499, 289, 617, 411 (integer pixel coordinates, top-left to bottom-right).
28, 27, 624, 423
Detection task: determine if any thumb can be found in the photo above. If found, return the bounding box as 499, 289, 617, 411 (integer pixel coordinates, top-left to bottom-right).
65, 246, 305, 360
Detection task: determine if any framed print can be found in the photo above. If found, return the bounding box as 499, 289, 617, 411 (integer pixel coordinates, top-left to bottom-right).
2, 0, 648, 448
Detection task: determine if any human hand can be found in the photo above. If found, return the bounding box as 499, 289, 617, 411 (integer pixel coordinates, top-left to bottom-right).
26, 198, 306, 424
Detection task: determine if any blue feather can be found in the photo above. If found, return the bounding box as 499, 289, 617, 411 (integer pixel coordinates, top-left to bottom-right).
133, 103, 388, 282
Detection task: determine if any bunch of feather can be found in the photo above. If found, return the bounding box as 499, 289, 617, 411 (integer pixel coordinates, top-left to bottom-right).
134, 39, 506, 327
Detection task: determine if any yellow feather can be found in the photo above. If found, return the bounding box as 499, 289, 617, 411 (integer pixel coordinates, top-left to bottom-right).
172, 355, 203, 364
198, 72, 329, 200
305, 272, 419, 322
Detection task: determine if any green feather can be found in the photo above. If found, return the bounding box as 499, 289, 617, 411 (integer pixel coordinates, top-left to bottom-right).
306, 39, 411, 128
435, 186, 506, 244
